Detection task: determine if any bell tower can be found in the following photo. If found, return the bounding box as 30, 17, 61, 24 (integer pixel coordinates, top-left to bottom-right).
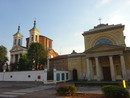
28, 20, 40, 47
13, 26, 23, 47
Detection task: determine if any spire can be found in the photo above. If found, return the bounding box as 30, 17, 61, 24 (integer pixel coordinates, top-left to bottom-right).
29, 19, 40, 32
33, 20, 36, 28
17, 25, 20, 33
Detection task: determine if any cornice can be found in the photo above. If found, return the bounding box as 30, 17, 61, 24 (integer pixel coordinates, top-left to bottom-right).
82, 24, 124, 36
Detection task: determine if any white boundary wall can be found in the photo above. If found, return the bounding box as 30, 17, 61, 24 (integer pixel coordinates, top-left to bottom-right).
0, 69, 47, 82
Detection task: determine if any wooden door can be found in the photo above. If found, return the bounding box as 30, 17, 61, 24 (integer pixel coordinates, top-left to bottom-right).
73, 69, 78, 81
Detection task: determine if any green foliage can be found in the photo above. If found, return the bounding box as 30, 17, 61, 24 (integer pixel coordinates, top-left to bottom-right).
0, 45, 8, 71
75, 82, 123, 87
18, 55, 29, 71
102, 85, 129, 98
56, 84, 77, 96
27, 42, 47, 70
0, 45, 7, 61
10, 63, 17, 71
39, 58, 47, 65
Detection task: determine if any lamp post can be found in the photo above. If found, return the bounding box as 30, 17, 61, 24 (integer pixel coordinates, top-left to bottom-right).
32, 59, 35, 70
2, 63, 7, 81
47, 49, 50, 71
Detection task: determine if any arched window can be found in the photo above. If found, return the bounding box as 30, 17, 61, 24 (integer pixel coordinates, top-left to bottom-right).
95, 38, 113, 46
31, 35, 33, 41
18, 39, 21, 45
14, 39, 16, 45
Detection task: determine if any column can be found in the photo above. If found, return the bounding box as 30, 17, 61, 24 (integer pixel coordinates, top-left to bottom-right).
44, 68, 47, 83
53, 68, 57, 83
86, 58, 94, 81
64, 73, 66, 81
20, 38, 22, 46
120, 55, 128, 81
16, 38, 18, 45
89, 59, 94, 80
18, 54, 21, 61
95, 57, 101, 81
13, 55, 15, 63
37, 34, 39, 42
33, 34, 35, 42
11, 55, 13, 63
109, 56, 116, 81
86, 58, 91, 81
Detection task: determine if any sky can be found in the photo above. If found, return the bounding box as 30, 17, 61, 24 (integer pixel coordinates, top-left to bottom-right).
0, 0, 130, 59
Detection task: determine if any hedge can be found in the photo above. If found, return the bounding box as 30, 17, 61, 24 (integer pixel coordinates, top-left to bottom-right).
75, 82, 129, 87
102, 85, 129, 98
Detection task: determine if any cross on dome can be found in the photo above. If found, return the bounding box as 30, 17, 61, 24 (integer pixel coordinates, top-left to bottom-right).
98, 18, 102, 24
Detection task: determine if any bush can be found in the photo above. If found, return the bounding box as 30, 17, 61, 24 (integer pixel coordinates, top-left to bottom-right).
75, 82, 123, 87
102, 85, 129, 98
56, 84, 77, 96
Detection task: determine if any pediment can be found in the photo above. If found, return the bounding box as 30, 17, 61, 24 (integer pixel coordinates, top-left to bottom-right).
85, 44, 124, 53
10, 45, 27, 52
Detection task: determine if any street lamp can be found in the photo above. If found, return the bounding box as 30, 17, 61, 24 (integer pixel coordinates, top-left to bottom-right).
47, 49, 51, 70
32, 59, 35, 70
2, 63, 7, 81
3, 63, 7, 72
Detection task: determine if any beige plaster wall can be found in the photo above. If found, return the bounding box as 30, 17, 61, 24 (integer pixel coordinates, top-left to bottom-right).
68, 55, 86, 80
84, 28, 125, 50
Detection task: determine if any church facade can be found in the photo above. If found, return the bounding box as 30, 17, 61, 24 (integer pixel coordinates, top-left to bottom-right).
68, 23, 130, 81
10, 21, 58, 67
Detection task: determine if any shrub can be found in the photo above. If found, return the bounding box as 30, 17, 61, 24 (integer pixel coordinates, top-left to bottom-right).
75, 82, 123, 87
56, 84, 77, 96
102, 85, 129, 98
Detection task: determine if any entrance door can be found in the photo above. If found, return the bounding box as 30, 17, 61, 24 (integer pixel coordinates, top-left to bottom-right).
73, 69, 78, 81
102, 67, 111, 81
47, 70, 53, 80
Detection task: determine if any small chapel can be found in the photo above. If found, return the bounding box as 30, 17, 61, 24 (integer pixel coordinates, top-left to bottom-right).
10, 21, 58, 68
68, 23, 130, 81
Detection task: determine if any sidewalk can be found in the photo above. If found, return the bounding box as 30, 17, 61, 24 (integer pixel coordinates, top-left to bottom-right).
0, 82, 130, 98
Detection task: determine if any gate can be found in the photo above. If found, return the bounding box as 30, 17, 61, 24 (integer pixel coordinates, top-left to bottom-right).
47, 70, 53, 80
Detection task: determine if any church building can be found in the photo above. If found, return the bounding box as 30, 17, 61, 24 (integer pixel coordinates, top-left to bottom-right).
68, 23, 130, 81
10, 21, 58, 67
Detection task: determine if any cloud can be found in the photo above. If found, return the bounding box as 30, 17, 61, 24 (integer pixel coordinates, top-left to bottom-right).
100, 0, 111, 4
96, 0, 111, 7
54, 46, 84, 55
128, 0, 130, 4
106, 14, 123, 24
74, 32, 82, 38
106, 11, 130, 47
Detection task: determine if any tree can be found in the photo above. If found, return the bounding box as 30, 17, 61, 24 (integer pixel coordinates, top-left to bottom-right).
0, 45, 8, 71
18, 54, 29, 71
27, 42, 47, 70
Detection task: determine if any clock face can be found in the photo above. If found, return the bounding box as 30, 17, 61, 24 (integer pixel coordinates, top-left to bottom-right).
95, 38, 113, 46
